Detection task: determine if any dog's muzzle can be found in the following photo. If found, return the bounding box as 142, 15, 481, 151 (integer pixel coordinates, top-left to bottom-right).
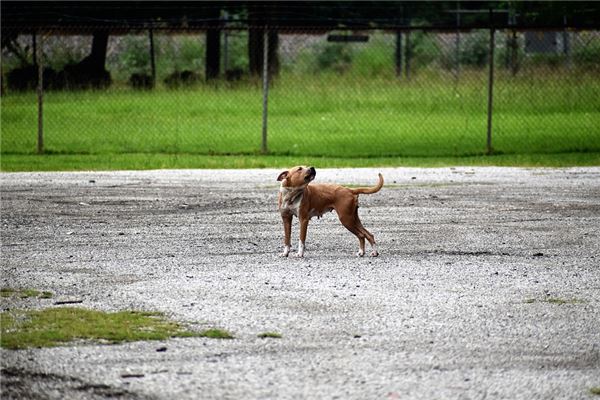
305, 167, 316, 182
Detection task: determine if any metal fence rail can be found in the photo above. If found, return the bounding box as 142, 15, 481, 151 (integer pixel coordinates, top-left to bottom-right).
1, 27, 599, 158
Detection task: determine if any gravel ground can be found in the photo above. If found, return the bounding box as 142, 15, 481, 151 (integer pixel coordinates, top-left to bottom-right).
1, 167, 599, 400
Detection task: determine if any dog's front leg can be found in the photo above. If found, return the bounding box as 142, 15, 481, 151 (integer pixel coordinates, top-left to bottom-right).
297, 217, 309, 258
281, 213, 292, 257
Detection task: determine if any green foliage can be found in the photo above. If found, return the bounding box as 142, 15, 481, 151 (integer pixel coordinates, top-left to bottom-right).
119, 36, 151, 75
155, 35, 205, 79
529, 53, 563, 68
573, 39, 600, 70
43, 36, 90, 71
315, 42, 354, 73
353, 34, 394, 77
407, 30, 439, 69
441, 31, 490, 70
224, 31, 249, 71
495, 33, 525, 71
0, 307, 197, 349
460, 31, 490, 67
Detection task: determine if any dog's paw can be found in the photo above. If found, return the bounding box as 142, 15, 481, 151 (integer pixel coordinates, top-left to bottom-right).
356, 250, 365, 257
370, 250, 379, 257
295, 252, 304, 258
281, 246, 290, 257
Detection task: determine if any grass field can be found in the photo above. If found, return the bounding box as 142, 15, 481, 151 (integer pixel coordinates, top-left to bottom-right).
1, 71, 599, 171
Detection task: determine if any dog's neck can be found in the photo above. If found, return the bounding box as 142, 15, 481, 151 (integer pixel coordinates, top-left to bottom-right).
279, 185, 306, 215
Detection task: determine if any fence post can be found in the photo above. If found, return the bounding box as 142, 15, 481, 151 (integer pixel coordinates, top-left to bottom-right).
395, 31, 402, 77
36, 32, 44, 155
149, 29, 156, 86
261, 27, 269, 154
486, 11, 495, 155
405, 30, 411, 80
455, 1, 461, 80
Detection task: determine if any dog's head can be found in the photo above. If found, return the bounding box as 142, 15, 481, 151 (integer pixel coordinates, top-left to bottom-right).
277, 166, 316, 188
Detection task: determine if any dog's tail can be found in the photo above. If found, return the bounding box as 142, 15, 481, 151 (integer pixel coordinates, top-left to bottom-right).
350, 173, 384, 195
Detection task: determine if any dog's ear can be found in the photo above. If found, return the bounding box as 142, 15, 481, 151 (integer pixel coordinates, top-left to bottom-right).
277, 171, 289, 181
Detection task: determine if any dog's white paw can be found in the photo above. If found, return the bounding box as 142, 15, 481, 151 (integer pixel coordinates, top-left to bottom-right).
296, 241, 305, 258
281, 246, 290, 257
370, 250, 379, 257
356, 250, 365, 257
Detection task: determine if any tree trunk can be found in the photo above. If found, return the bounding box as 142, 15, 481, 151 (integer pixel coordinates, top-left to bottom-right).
248, 29, 279, 77
85, 31, 109, 70
206, 29, 221, 80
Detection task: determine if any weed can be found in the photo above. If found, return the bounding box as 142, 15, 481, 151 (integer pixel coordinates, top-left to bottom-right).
590, 387, 600, 396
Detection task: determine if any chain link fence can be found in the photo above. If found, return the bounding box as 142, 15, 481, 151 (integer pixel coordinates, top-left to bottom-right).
2, 26, 599, 157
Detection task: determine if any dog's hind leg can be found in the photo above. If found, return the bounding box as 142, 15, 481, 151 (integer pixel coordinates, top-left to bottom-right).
338, 213, 367, 257
359, 225, 378, 257
355, 211, 378, 257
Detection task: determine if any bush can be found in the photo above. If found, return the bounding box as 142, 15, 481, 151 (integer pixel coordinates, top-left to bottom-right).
407, 31, 439, 69
163, 70, 200, 88
353, 33, 393, 77
119, 36, 151, 75
573, 40, 600, 69
155, 35, 205, 81
315, 42, 354, 73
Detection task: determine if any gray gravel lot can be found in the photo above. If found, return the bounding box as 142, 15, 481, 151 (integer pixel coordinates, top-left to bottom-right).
1, 167, 599, 399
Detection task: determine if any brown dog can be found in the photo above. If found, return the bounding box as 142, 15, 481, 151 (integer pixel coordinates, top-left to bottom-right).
277, 166, 383, 258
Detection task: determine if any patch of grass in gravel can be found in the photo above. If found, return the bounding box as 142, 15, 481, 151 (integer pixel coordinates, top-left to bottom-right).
0, 288, 16, 297
199, 328, 234, 339
523, 297, 584, 305
257, 332, 282, 339
590, 387, 600, 396
545, 297, 584, 305
1, 287, 53, 299
0, 307, 197, 350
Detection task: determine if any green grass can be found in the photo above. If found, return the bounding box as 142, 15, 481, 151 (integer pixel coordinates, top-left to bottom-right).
1, 287, 53, 299
1, 71, 599, 171
257, 332, 282, 339
545, 297, 584, 305
524, 297, 584, 305
590, 387, 600, 396
0, 307, 198, 350
1, 151, 599, 172
0, 288, 16, 297
199, 328, 234, 339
